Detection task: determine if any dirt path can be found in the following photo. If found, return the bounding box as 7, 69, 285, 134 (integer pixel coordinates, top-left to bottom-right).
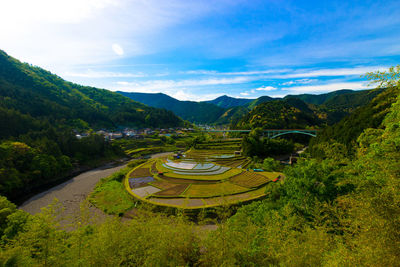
150, 151, 173, 158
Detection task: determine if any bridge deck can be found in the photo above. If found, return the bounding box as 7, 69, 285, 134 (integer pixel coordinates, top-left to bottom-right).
202, 129, 319, 138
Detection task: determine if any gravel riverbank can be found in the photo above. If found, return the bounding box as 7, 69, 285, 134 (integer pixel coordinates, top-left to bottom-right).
19, 152, 173, 217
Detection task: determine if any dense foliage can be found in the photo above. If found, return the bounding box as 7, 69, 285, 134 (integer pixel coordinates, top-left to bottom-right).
309, 87, 397, 155
242, 128, 295, 158
0, 131, 123, 201
234, 98, 321, 129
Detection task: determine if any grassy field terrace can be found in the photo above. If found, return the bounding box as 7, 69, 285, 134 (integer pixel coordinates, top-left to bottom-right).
124, 145, 282, 209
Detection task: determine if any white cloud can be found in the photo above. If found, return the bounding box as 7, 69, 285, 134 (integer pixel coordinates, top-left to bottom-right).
282, 82, 369, 94
183, 69, 291, 76
0, 0, 218, 71
169, 91, 222, 101
274, 66, 388, 79
114, 76, 253, 92
255, 86, 277, 91
64, 70, 145, 78
240, 92, 250, 96
112, 44, 124, 56
281, 78, 316, 86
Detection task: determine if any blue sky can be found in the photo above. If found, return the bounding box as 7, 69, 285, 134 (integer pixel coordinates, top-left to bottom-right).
1, 0, 399, 100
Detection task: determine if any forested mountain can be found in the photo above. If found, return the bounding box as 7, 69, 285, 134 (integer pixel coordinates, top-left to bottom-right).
0, 50, 184, 201
309, 87, 397, 154
233, 98, 322, 129
119, 89, 379, 126
283, 89, 354, 105
0, 50, 183, 132
245, 95, 276, 109
204, 95, 253, 108
213, 105, 250, 125
118, 91, 225, 123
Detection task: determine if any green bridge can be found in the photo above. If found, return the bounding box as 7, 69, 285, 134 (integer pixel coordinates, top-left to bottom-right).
203, 129, 319, 138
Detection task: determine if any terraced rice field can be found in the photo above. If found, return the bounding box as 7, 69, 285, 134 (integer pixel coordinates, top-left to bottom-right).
229, 172, 271, 188
183, 182, 248, 198
129, 177, 155, 188
124, 144, 283, 209
153, 184, 189, 197
129, 167, 152, 178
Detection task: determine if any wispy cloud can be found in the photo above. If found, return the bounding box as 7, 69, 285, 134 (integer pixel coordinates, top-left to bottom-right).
282, 82, 369, 94
169, 90, 222, 101
272, 66, 388, 79
183, 69, 291, 76
281, 79, 316, 86
255, 86, 277, 91
63, 70, 146, 78
116, 76, 253, 90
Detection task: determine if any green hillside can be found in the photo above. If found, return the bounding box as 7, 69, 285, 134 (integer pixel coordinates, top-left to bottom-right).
233, 98, 322, 129
245, 95, 276, 109
204, 95, 253, 108
0, 50, 184, 201
283, 89, 354, 105
309, 87, 396, 154
0, 50, 183, 133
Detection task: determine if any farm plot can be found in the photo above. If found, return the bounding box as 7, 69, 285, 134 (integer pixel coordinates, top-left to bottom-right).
153, 184, 189, 197
202, 186, 267, 206
157, 175, 215, 184
183, 182, 248, 198
193, 163, 215, 170
131, 186, 161, 198
165, 161, 197, 170
129, 177, 155, 188
229, 172, 270, 188
172, 166, 230, 176
150, 180, 179, 190
129, 167, 152, 178
214, 158, 248, 168
162, 161, 222, 173
156, 160, 241, 180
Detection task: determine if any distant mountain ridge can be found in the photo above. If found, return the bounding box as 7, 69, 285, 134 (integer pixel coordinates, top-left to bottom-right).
118, 87, 381, 126
118, 91, 226, 124
204, 95, 253, 108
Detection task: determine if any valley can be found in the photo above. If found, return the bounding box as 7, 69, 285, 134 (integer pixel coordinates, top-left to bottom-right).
0, 49, 399, 266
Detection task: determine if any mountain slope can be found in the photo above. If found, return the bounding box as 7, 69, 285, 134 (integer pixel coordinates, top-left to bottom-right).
283, 89, 355, 105
0, 50, 183, 134
309, 87, 396, 153
204, 95, 253, 108
118, 91, 225, 123
246, 95, 276, 109
233, 98, 322, 129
